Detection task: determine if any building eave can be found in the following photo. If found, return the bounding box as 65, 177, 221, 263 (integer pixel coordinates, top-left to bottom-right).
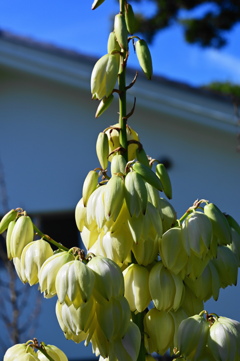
0, 30, 237, 134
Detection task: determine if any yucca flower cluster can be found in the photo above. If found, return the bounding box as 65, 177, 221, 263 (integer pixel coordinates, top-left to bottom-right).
3, 341, 68, 361
0, 209, 140, 360
1, 0, 240, 360
74, 121, 240, 359
176, 311, 240, 361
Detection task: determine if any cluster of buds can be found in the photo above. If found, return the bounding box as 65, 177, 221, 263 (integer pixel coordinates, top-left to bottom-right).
91, 0, 153, 119
175, 311, 240, 361
75, 124, 176, 268
3, 340, 68, 361
0, 209, 140, 360
0, 209, 55, 285
74, 119, 240, 357
1, 127, 240, 360
55, 254, 141, 360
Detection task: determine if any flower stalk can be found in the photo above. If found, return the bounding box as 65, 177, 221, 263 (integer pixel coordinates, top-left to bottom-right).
33, 224, 69, 252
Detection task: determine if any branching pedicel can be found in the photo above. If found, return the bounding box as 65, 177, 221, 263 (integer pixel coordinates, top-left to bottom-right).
1, 0, 240, 360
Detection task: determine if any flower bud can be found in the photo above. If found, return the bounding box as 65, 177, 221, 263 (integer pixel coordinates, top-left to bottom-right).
144, 308, 174, 355
204, 203, 232, 245
124, 171, 148, 217
96, 296, 131, 341
177, 313, 209, 360
55, 259, 95, 308
184, 260, 221, 302
105, 123, 139, 162
110, 154, 127, 176
15, 354, 39, 361
0, 209, 18, 234
182, 211, 213, 259
90, 320, 110, 358
123, 264, 151, 313
82, 170, 99, 206
21, 239, 53, 285
37, 344, 68, 361
208, 316, 240, 361
131, 203, 162, 265
75, 198, 86, 232
91, 0, 105, 10
95, 94, 114, 118
136, 147, 149, 167
135, 39, 153, 80
228, 228, 240, 266
169, 307, 188, 348
91, 53, 120, 100
55, 300, 88, 343
181, 285, 204, 317
96, 132, 109, 170
132, 162, 163, 191
107, 32, 121, 54
13, 256, 27, 283
81, 224, 99, 250
114, 13, 129, 51
39, 251, 75, 298
10, 215, 34, 258
6, 220, 16, 260
158, 197, 177, 233
113, 321, 141, 361
125, 3, 136, 35
185, 251, 210, 280
99, 224, 133, 266
87, 255, 124, 302
212, 245, 238, 288
225, 214, 240, 235
159, 227, 188, 278
104, 175, 125, 222
86, 184, 106, 229
149, 261, 184, 312
155, 163, 172, 199
3, 343, 35, 361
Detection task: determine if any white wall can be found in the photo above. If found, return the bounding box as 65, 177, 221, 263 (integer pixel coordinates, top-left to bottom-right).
1, 54, 240, 359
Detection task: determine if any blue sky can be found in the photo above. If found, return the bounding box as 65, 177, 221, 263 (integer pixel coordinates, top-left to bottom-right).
0, 0, 240, 87
1, 1, 240, 359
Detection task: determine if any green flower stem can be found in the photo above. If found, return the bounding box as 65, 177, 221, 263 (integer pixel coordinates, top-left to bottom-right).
36, 347, 55, 361
33, 224, 69, 251
131, 311, 146, 361
118, 0, 128, 162
178, 199, 207, 224
178, 209, 194, 224
118, 65, 128, 162
119, 0, 125, 14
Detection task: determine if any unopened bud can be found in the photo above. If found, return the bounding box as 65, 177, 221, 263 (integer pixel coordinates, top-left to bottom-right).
135, 39, 153, 80
91, 53, 120, 100
0, 209, 18, 234
107, 32, 121, 54
114, 13, 129, 51
91, 0, 105, 10
95, 94, 114, 118
125, 3, 136, 34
